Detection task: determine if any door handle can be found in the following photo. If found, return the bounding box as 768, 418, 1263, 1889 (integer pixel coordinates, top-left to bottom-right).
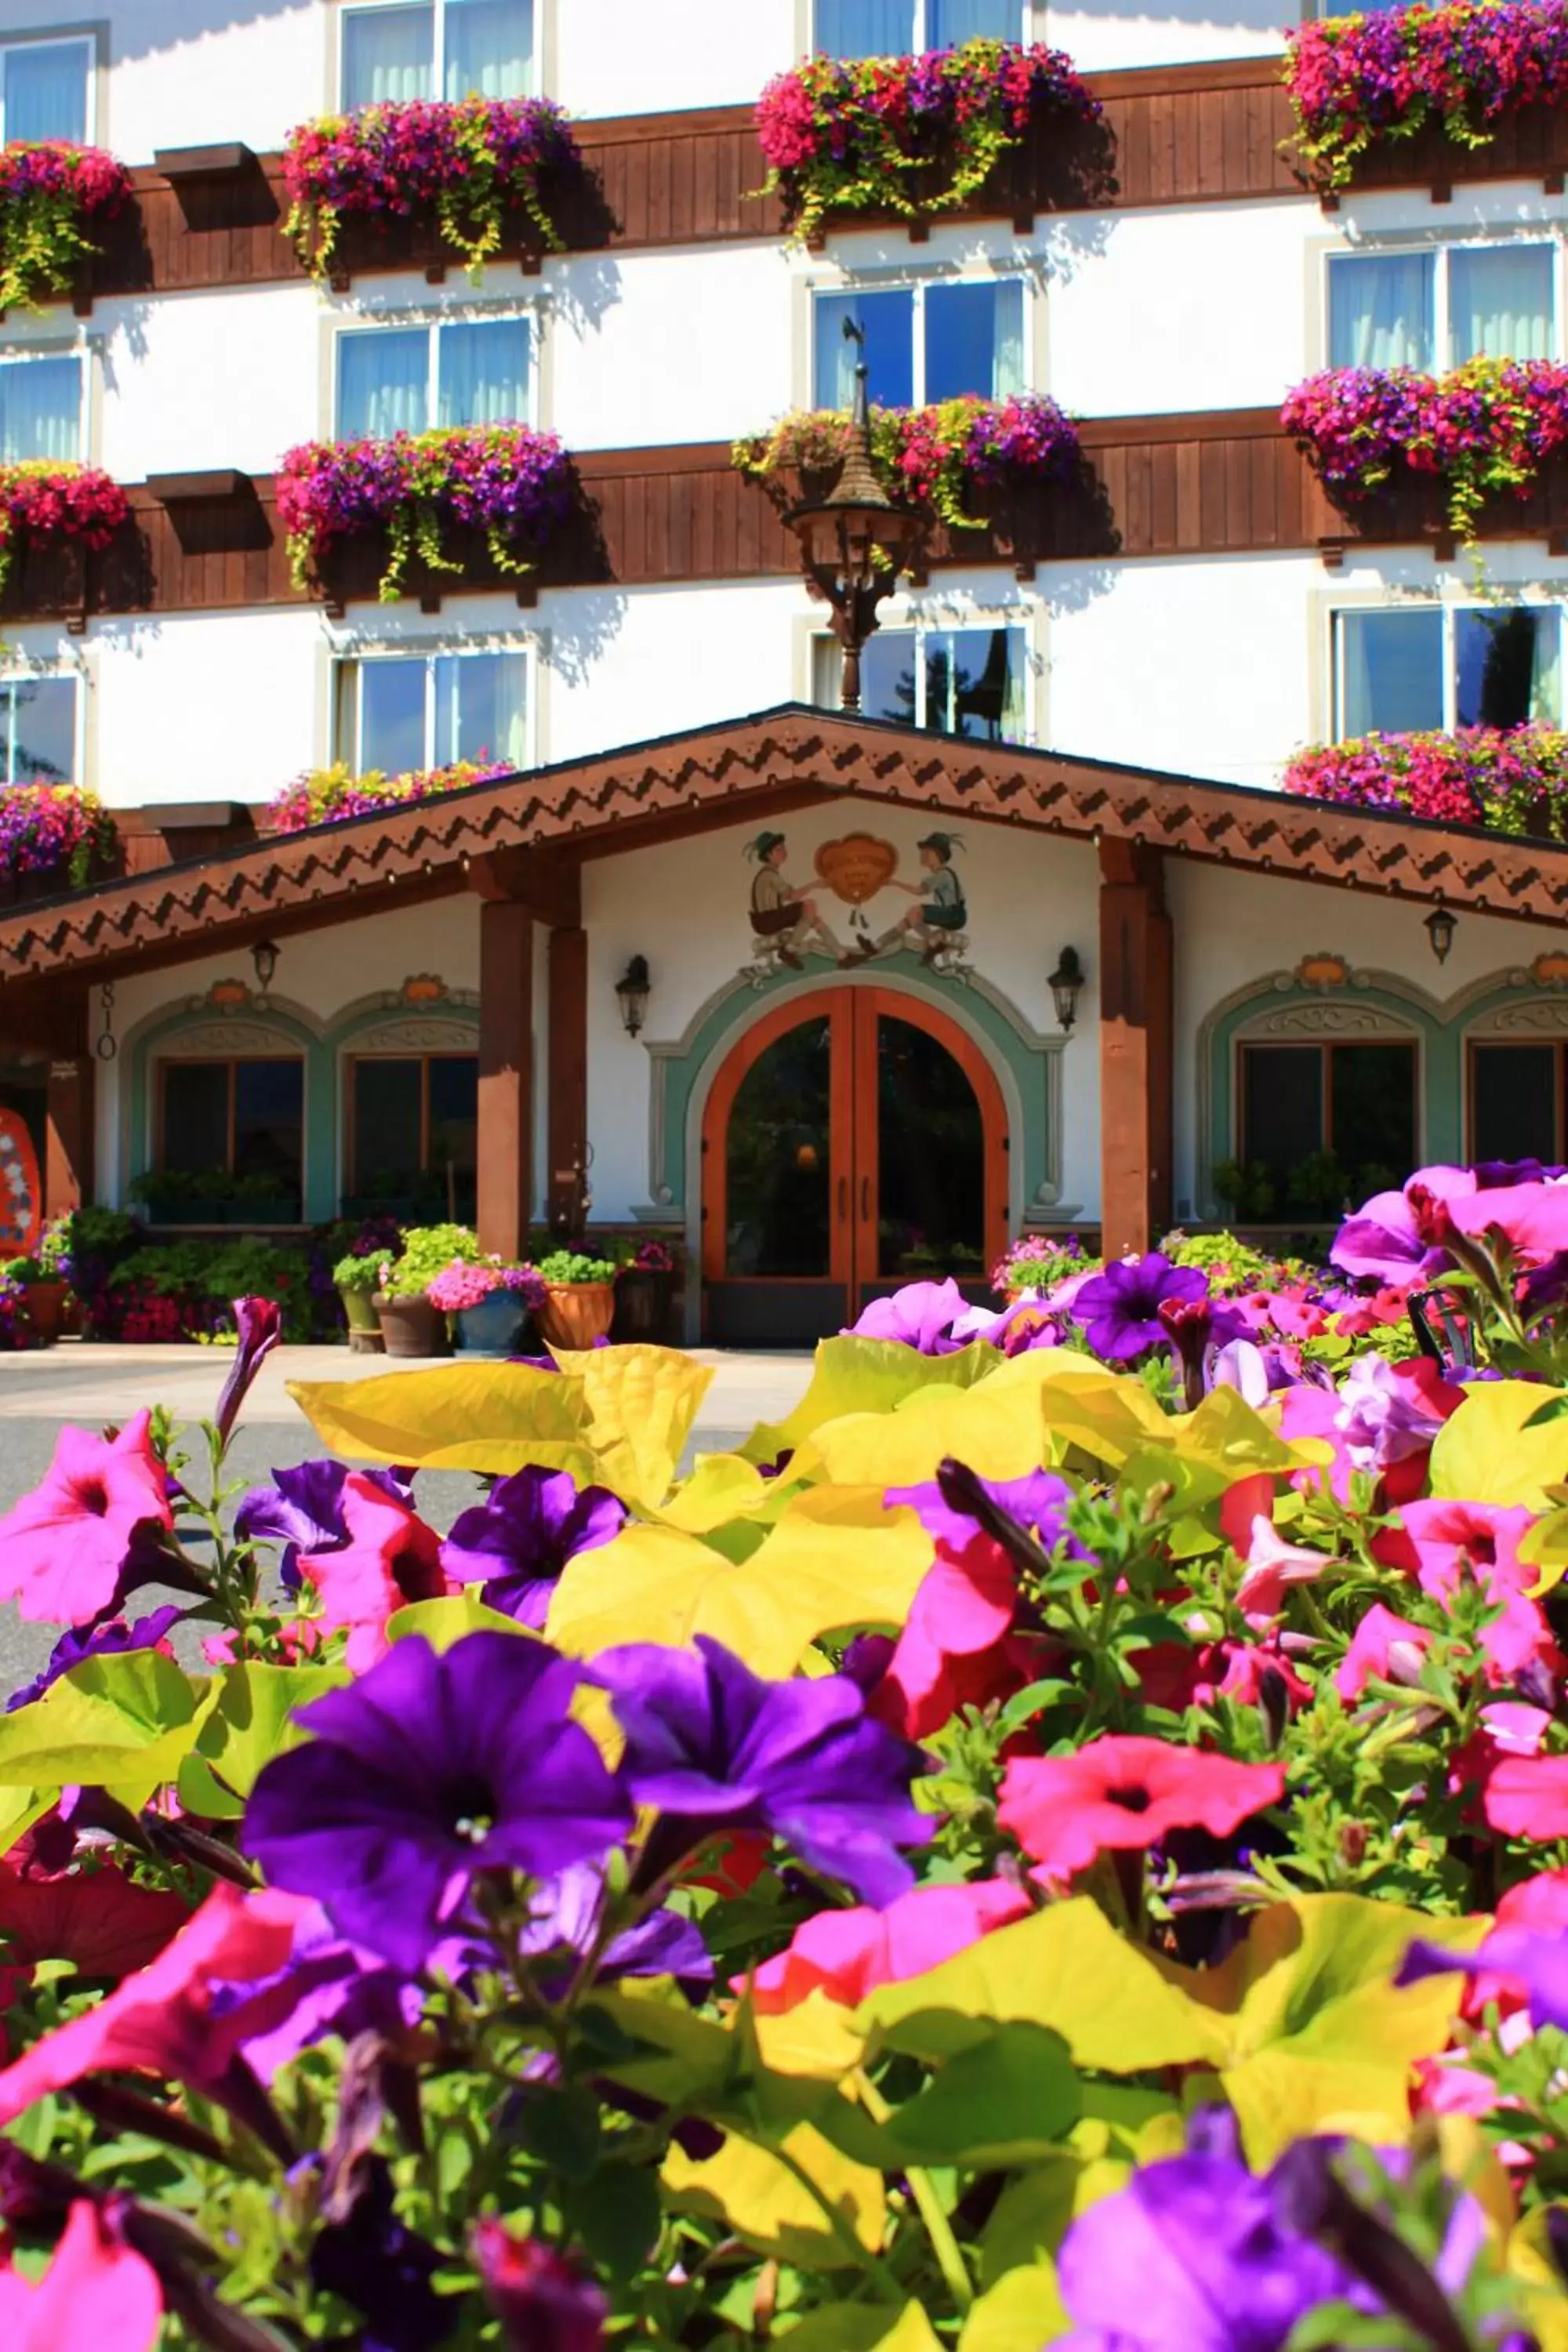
860, 1175, 870, 1222
837, 1176, 848, 1222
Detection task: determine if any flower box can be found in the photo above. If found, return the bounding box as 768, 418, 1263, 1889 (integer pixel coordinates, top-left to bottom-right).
756, 39, 1101, 246
282, 96, 581, 284
0, 784, 118, 895
278, 426, 572, 608
1282, 723, 1568, 837
0, 142, 133, 313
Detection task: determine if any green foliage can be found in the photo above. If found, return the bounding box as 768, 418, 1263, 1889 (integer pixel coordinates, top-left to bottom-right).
383, 1221, 483, 1295
331, 1248, 388, 1292
536, 1248, 619, 1285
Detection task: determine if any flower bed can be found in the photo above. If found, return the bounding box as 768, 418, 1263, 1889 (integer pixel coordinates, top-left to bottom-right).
757, 38, 1098, 245
281, 95, 581, 280
1283, 721, 1568, 836
276, 424, 571, 604
0, 779, 116, 886
1285, 0, 1568, 191
0, 142, 132, 312
1282, 358, 1568, 540
735, 391, 1079, 532
16, 1169, 1568, 2340
0, 461, 130, 603
264, 756, 511, 833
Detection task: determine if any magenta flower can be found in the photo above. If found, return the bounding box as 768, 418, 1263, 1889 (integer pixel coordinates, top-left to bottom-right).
296, 1472, 453, 1671
243, 1633, 633, 1973
1331, 1167, 1478, 1287
1334, 1602, 1433, 1700
235, 1458, 416, 1590
0, 1411, 172, 1626
473, 2222, 606, 2352
213, 1295, 281, 1447
0, 2197, 162, 2352
848, 1277, 973, 1352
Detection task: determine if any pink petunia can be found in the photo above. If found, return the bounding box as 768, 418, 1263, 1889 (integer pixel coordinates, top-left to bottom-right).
1334, 1603, 1434, 1701
739, 1878, 1031, 2014
0, 1411, 172, 1624
1235, 1513, 1334, 1624
297, 1472, 452, 1670
0, 2199, 161, 2352
1381, 1498, 1559, 1682
998, 1736, 1284, 1882
1483, 1754, 1568, 1841
1446, 1178, 1568, 1265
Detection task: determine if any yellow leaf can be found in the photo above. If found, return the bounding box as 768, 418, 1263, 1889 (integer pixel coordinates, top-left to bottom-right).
1036, 1374, 1184, 1472
387, 1592, 532, 1650
1428, 1383, 1568, 1512
551, 1344, 713, 1508
1124, 1384, 1334, 1505
748, 1990, 867, 2081
959, 2263, 1070, 2351
795, 1353, 1077, 1490
1519, 1505, 1568, 1597
775, 2305, 943, 2352
546, 1522, 726, 1659
0, 1787, 52, 1854
744, 1334, 997, 1466
285, 1362, 596, 1475
654, 1451, 785, 1534
662, 2121, 886, 2264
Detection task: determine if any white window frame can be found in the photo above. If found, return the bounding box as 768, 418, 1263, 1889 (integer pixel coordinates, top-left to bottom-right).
1330, 600, 1565, 736
0, 667, 82, 789
814, 619, 1033, 741
1325, 235, 1566, 373
332, 313, 534, 440
337, 0, 537, 104
0, 347, 88, 466
336, 642, 535, 775
811, 272, 1033, 408
813, 1, 1031, 53
0, 34, 95, 146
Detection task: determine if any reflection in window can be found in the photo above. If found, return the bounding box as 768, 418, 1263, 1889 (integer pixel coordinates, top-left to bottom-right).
1, 39, 90, 143
1336, 606, 1563, 735
1238, 1040, 1417, 1218
158, 1060, 305, 1196
340, 651, 528, 776
342, 0, 532, 106
1329, 252, 1435, 371
1337, 611, 1444, 735
0, 677, 75, 786
815, 0, 1019, 54
815, 281, 1025, 409
1471, 1040, 1561, 1167
1455, 608, 1558, 729
724, 1018, 833, 1278
349, 1054, 477, 1211
817, 627, 1028, 742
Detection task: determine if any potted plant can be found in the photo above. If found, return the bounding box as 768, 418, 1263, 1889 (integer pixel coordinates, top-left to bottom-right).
373, 1221, 481, 1358
428, 1259, 545, 1358
129, 1167, 235, 1226
535, 1248, 619, 1350
224, 1170, 301, 1227
5, 1252, 62, 1342
612, 1237, 679, 1343
332, 1247, 388, 1353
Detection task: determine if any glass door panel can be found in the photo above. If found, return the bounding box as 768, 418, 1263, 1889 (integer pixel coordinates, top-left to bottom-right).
874, 1012, 987, 1278
724, 1014, 834, 1276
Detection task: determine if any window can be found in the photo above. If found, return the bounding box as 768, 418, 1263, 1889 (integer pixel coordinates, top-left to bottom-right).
336, 317, 531, 439
341, 0, 532, 107
815, 0, 1023, 56
1327, 241, 1557, 371
1239, 1040, 1417, 1214
158, 1060, 305, 1195
337, 650, 529, 776
1470, 1040, 1566, 1166
0, 38, 91, 143
0, 676, 74, 785
815, 625, 1029, 740
1335, 605, 1561, 735
0, 354, 82, 466
349, 1054, 478, 1208
815, 281, 1025, 409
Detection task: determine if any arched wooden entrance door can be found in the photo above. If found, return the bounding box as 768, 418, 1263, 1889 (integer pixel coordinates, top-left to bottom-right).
701, 987, 1009, 1345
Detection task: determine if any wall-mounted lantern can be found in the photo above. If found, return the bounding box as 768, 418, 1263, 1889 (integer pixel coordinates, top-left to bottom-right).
1048, 946, 1086, 1033
615, 955, 652, 1040
1424, 906, 1457, 966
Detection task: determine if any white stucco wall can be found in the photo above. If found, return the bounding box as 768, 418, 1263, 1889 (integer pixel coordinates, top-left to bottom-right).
98, 288, 322, 482
89, 608, 325, 808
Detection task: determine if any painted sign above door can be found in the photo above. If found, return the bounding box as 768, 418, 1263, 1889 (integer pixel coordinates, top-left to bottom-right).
741, 829, 972, 986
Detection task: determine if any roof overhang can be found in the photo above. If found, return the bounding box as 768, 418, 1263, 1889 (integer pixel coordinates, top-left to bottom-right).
4, 706, 1566, 1003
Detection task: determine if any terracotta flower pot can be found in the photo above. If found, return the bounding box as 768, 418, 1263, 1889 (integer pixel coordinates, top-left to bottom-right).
537, 1281, 615, 1351
338, 1284, 384, 1354
373, 1292, 448, 1359
22, 1279, 66, 1343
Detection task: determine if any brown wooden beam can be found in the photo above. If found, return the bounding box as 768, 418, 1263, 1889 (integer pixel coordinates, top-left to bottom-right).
477, 900, 534, 1263
43, 995, 94, 1222
1098, 838, 1173, 1259
547, 927, 590, 1241
467, 848, 582, 929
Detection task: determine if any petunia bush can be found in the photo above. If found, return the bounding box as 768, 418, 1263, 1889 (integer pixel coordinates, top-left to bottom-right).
0, 461, 130, 604
0, 779, 116, 884
1282, 358, 1568, 540
281, 95, 581, 281
0, 142, 132, 314
1285, 721, 1568, 837
735, 391, 1080, 532
756, 38, 1098, 245
1285, 0, 1568, 193
16, 1167, 1568, 2340
264, 755, 512, 833
277, 423, 571, 603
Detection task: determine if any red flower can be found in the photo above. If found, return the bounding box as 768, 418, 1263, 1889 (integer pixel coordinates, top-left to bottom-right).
998, 1736, 1284, 1881
297, 1472, 452, 1669
0, 1859, 189, 1979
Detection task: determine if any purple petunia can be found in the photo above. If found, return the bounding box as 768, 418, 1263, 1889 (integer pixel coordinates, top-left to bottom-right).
5, 1605, 185, 1715
439, 1466, 626, 1628
591, 1634, 932, 1905
847, 1278, 973, 1354
242, 1633, 633, 1973
1071, 1253, 1207, 1362
236, 1459, 416, 1591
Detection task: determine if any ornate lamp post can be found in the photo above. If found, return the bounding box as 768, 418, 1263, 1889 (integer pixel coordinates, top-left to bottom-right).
786, 325, 925, 713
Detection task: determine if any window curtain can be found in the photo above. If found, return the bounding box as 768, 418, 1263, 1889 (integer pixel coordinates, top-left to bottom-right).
1450, 245, 1554, 362
929, 0, 1019, 45
444, 0, 532, 97
337, 329, 430, 439
343, 5, 433, 107
1338, 610, 1443, 735
438, 319, 530, 426
4, 42, 88, 143
924, 281, 1024, 401
815, 0, 916, 58
1328, 253, 1434, 369
813, 289, 915, 409
435, 653, 527, 768
0, 358, 81, 466
360, 660, 429, 776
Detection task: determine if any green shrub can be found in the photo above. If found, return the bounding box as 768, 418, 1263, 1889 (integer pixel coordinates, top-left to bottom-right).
383, 1222, 482, 1296
536, 1248, 618, 1285
332, 1250, 390, 1294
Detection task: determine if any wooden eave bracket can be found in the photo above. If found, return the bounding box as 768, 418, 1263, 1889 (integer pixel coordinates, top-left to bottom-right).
146, 470, 252, 504
1318, 535, 1347, 571
153, 143, 258, 182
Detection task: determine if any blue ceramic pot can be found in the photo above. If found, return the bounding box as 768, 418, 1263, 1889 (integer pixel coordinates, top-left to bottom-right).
452, 1290, 532, 1358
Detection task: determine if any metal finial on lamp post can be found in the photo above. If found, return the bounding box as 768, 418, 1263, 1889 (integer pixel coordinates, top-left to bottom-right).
786, 322, 925, 713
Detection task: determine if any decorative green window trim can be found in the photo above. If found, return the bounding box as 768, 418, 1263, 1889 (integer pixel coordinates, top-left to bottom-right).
633, 957, 1069, 1293
123, 994, 333, 1222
